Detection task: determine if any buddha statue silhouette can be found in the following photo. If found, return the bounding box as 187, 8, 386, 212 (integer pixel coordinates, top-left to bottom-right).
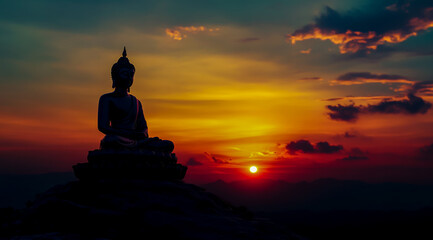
97, 47, 174, 153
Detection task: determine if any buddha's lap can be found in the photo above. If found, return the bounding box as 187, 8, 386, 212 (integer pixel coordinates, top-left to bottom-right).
101, 135, 174, 152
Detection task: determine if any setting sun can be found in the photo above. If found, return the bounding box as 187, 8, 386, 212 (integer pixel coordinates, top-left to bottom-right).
249, 166, 258, 173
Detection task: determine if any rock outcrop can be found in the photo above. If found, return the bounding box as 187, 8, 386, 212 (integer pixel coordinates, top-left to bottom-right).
3, 179, 301, 240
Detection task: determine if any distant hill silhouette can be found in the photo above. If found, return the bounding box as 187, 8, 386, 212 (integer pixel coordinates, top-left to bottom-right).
0, 172, 76, 208
203, 178, 433, 211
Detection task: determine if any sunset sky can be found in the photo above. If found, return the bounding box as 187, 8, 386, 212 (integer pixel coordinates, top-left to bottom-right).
1, 0, 433, 184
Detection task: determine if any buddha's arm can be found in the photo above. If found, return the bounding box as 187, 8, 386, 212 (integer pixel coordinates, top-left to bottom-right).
135, 100, 149, 138
98, 95, 142, 139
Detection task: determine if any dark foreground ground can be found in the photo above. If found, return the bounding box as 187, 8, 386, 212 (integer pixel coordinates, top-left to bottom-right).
0, 178, 299, 239
2, 206, 432, 239
258, 209, 433, 240
2, 173, 433, 239
202, 178, 433, 240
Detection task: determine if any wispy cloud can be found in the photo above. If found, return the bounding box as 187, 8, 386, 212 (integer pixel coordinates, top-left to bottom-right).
323, 96, 395, 102
249, 150, 276, 158
165, 26, 220, 40
300, 48, 311, 54
331, 72, 413, 85
204, 152, 231, 164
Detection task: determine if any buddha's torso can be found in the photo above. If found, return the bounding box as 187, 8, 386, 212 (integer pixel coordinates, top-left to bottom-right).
107, 93, 137, 130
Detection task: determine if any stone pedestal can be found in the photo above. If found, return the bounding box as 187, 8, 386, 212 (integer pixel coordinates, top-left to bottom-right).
73, 149, 187, 181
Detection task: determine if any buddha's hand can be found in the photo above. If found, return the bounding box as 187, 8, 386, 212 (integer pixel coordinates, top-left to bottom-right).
148, 136, 160, 142
134, 132, 148, 140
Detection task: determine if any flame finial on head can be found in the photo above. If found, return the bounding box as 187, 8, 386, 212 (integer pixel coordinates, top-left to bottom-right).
122, 46, 127, 58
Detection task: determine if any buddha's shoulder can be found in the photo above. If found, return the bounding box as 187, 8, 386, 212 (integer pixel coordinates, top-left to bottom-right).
99, 92, 115, 101
128, 94, 138, 100
128, 95, 143, 105
99, 93, 140, 101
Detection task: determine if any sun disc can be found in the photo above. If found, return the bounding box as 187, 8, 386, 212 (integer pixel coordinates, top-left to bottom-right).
249, 166, 258, 173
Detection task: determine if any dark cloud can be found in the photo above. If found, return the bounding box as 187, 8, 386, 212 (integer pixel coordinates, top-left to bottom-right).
324, 96, 392, 102
366, 93, 431, 114
299, 77, 323, 81
327, 94, 432, 122
186, 158, 203, 166
338, 155, 369, 161
286, 140, 315, 154
287, 1, 433, 54
316, 141, 344, 154
327, 104, 361, 122
337, 148, 369, 161
286, 139, 343, 155
334, 72, 412, 85
338, 72, 408, 81
410, 81, 433, 96
418, 143, 433, 160
324, 97, 344, 101
340, 155, 368, 161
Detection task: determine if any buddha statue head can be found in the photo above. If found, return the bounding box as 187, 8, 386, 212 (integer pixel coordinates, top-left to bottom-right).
111, 47, 135, 91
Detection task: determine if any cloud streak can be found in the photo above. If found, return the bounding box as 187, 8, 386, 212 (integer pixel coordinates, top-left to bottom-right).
299, 77, 323, 81
286, 1, 433, 54
300, 48, 311, 54
332, 72, 413, 85
204, 152, 231, 164
166, 26, 220, 40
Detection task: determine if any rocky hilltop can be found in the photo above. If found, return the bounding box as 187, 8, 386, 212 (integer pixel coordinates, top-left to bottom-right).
2, 179, 302, 240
